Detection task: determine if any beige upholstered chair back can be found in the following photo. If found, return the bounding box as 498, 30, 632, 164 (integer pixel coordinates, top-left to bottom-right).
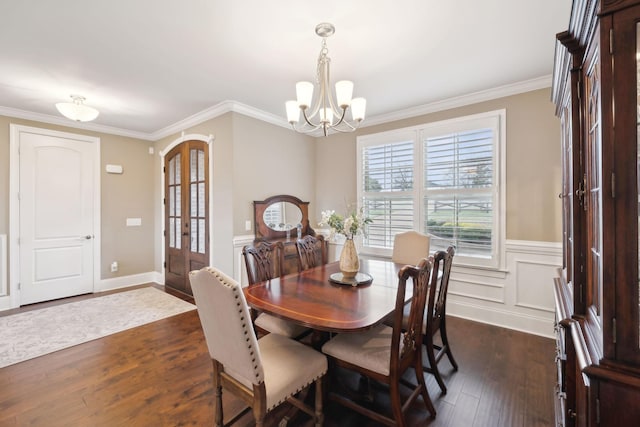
392, 230, 430, 265
189, 267, 264, 387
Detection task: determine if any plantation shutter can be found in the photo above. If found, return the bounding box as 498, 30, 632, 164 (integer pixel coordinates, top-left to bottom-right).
361, 140, 415, 248
423, 128, 494, 258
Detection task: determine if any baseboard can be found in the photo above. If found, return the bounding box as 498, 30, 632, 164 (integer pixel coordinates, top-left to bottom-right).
97, 271, 161, 292
447, 299, 555, 339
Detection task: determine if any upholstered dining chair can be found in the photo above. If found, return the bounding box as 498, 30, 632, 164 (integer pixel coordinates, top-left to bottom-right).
391, 230, 430, 266
295, 234, 327, 271
418, 245, 458, 394
242, 241, 310, 339
321, 258, 437, 425
189, 267, 327, 427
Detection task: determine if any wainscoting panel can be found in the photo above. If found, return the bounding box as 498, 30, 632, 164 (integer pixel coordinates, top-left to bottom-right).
447, 240, 562, 338
232, 235, 255, 286
514, 259, 557, 312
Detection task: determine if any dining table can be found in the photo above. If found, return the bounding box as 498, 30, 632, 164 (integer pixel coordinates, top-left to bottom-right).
243, 258, 410, 336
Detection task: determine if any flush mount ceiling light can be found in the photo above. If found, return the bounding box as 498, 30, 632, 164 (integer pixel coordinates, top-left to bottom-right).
286, 23, 366, 137
56, 95, 99, 122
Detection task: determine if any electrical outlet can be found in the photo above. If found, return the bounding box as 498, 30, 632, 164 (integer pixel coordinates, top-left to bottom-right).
110, 261, 118, 272
245, 220, 251, 231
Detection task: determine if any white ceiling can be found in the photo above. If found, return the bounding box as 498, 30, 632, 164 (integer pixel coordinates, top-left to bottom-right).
0, 0, 572, 140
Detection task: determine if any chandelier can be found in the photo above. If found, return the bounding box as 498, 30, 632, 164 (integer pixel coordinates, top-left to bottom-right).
286, 23, 366, 136
56, 95, 99, 122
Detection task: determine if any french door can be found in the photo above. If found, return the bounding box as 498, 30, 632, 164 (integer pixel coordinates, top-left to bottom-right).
164, 140, 209, 295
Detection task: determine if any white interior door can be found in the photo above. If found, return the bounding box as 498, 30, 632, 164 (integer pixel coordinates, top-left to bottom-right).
19, 130, 96, 305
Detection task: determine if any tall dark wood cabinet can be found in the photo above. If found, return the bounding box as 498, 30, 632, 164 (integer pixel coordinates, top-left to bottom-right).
552, 1, 640, 426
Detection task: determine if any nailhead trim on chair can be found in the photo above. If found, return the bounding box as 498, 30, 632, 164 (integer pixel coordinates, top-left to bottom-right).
207, 267, 264, 383
268, 373, 326, 411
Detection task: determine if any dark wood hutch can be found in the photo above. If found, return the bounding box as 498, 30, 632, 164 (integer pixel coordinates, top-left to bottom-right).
253, 195, 316, 276
552, 0, 640, 425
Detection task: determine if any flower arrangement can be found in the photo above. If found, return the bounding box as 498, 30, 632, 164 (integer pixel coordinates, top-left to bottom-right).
319, 208, 372, 240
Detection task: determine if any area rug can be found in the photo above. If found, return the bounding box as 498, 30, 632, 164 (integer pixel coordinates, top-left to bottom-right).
0, 287, 195, 368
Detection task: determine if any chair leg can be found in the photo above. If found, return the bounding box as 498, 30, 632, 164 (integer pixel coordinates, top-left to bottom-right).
389, 378, 405, 427
314, 377, 324, 427
414, 359, 437, 419
211, 360, 225, 427
440, 322, 458, 371
423, 334, 447, 394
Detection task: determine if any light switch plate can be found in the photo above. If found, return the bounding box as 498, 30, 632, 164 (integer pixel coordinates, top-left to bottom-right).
105, 164, 123, 174
126, 218, 142, 226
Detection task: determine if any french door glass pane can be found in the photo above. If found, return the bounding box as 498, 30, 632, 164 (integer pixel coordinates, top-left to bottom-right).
198, 182, 205, 217
190, 149, 197, 182
175, 186, 181, 217
199, 219, 206, 253
175, 153, 181, 183
169, 218, 175, 248
175, 218, 181, 249
190, 183, 197, 220
169, 156, 176, 185
198, 150, 205, 180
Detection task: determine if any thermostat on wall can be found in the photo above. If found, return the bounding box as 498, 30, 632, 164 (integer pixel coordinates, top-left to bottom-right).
106, 164, 123, 174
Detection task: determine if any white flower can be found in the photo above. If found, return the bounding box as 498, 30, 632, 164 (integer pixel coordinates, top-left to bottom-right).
318, 207, 372, 239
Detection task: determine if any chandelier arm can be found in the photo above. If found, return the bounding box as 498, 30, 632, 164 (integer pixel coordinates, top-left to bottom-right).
328, 122, 359, 133
291, 120, 322, 134
301, 108, 321, 128
332, 107, 347, 127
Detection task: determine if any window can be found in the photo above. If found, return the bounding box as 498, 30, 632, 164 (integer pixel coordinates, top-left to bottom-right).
357, 110, 505, 269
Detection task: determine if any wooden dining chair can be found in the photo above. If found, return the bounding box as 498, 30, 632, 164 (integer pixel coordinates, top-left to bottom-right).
295, 234, 327, 271
391, 230, 430, 266
420, 245, 458, 394
321, 258, 437, 425
242, 241, 310, 339
189, 267, 327, 427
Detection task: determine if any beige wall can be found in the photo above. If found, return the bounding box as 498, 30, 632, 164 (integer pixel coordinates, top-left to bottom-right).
0, 115, 155, 282
100, 133, 155, 277
315, 88, 562, 242
231, 114, 315, 234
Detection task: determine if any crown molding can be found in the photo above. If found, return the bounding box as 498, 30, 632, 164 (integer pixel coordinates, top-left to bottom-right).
149, 100, 288, 141
0, 75, 551, 142
361, 75, 552, 129
0, 105, 155, 140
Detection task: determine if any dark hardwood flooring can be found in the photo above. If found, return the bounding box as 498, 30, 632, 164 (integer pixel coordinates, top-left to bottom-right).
0, 286, 555, 426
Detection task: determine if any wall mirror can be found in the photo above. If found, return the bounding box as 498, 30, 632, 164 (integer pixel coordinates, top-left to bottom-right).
254, 195, 313, 240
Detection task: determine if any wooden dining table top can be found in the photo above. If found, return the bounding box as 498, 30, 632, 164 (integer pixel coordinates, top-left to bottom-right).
243, 259, 409, 333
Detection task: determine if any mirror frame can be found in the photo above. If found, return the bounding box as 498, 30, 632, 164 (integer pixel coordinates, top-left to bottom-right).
254, 194, 314, 240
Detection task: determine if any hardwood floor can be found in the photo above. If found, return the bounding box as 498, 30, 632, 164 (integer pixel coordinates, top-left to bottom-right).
0, 286, 555, 426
